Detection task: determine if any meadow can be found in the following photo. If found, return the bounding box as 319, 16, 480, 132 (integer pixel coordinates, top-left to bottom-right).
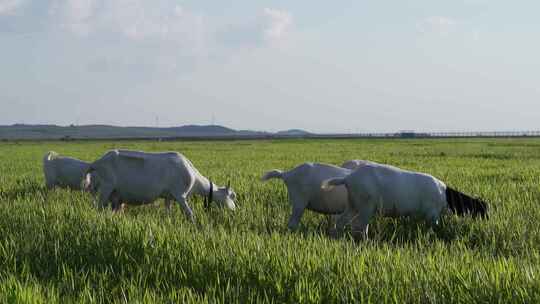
1, 138, 539, 303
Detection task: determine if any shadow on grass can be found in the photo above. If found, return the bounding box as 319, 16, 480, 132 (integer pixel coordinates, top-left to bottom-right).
288, 214, 484, 249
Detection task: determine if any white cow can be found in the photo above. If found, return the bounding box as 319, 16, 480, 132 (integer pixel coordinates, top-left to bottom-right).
83, 150, 236, 220
341, 159, 373, 170
261, 162, 352, 231
322, 161, 489, 240
43, 151, 92, 190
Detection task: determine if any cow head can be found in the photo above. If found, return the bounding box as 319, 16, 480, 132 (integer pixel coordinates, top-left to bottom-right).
82, 167, 99, 194
211, 180, 236, 210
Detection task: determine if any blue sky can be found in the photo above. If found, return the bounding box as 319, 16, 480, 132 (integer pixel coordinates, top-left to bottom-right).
1, 0, 538, 132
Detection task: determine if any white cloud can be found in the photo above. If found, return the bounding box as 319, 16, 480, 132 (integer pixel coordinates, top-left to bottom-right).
471, 29, 480, 41
417, 16, 457, 35
64, 0, 95, 21
2, 1, 293, 74
263, 8, 292, 42
49, 0, 97, 35
427, 16, 456, 27
174, 5, 184, 17
48, 0, 206, 49
3, 2, 292, 52
216, 8, 293, 49
0, 0, 24, 15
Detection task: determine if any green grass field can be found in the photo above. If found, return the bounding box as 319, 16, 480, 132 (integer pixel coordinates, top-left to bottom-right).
1, 139, 539, 303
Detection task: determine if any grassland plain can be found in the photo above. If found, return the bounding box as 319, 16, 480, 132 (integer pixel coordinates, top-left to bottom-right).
1, 139, 540, 303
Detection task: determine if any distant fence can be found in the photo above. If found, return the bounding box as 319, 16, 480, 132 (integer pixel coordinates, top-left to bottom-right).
160, 131, 540, 141
3, 130, 540, 141
310, 130, 540, 139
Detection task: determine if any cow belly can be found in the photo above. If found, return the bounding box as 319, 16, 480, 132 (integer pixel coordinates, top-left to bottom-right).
57, 175, 82, 189
378, 195, 423, 218
116, 189, 161, 204
114, 175, 167, 202
122, 199, 154, 206
306, 187, 348, 214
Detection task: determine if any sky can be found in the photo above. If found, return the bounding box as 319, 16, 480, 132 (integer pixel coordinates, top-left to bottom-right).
0, 0, 539, 133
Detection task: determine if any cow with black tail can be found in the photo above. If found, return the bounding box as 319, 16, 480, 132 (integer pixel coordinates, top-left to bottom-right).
322, 161, 489, 240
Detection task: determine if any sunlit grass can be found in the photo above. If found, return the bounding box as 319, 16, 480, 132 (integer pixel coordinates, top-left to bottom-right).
1, 138, 539, 303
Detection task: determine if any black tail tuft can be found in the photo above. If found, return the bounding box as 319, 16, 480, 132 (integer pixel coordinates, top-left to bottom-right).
445, 187, 489, 219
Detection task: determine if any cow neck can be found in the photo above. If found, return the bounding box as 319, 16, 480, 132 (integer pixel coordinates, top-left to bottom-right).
196, 175, 216, 210
194, 174, 215, 198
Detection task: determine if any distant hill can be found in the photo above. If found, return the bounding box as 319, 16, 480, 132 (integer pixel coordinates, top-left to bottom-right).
169, 125, 236, 135
0, 124, 278, 140
276, 129, 312, 136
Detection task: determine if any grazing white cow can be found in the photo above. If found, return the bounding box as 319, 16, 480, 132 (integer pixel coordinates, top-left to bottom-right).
322, 161, 489, 240
43, 151, 91, 190
83, 150, 236, 220
341, 159, 373, 170
261, 162, 352, 231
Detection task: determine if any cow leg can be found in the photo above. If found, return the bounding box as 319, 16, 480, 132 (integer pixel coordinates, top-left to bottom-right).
97, 186, 113, 210
334, 189, 373, 240
427, 212, 441, 227
45, 181, 55, 190
287, 190, 308, 232
350, 212, 371, 241
112, 204, 126, 213
425, 206, 443, 232
350, 198, 377, 241
172, 192, 194, 222
325, 214, 335, 231
110, 192, 122, 213
333, 205, 356, 237
323, 214, 339, 236
44, 172, 56, 190
288, 205, 306, 232
165, 199, 172, 213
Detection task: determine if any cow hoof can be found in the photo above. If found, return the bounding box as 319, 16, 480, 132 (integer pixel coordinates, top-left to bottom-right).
327, 228, 339, 239
351, 231, 367, 242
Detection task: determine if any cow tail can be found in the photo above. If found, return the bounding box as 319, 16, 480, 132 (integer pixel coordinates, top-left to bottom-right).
43, 151, 56, 163
261, 169, 284, 181
445, 186, 489, 219
43, 151, 57, 188
321, 177, 346, 191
